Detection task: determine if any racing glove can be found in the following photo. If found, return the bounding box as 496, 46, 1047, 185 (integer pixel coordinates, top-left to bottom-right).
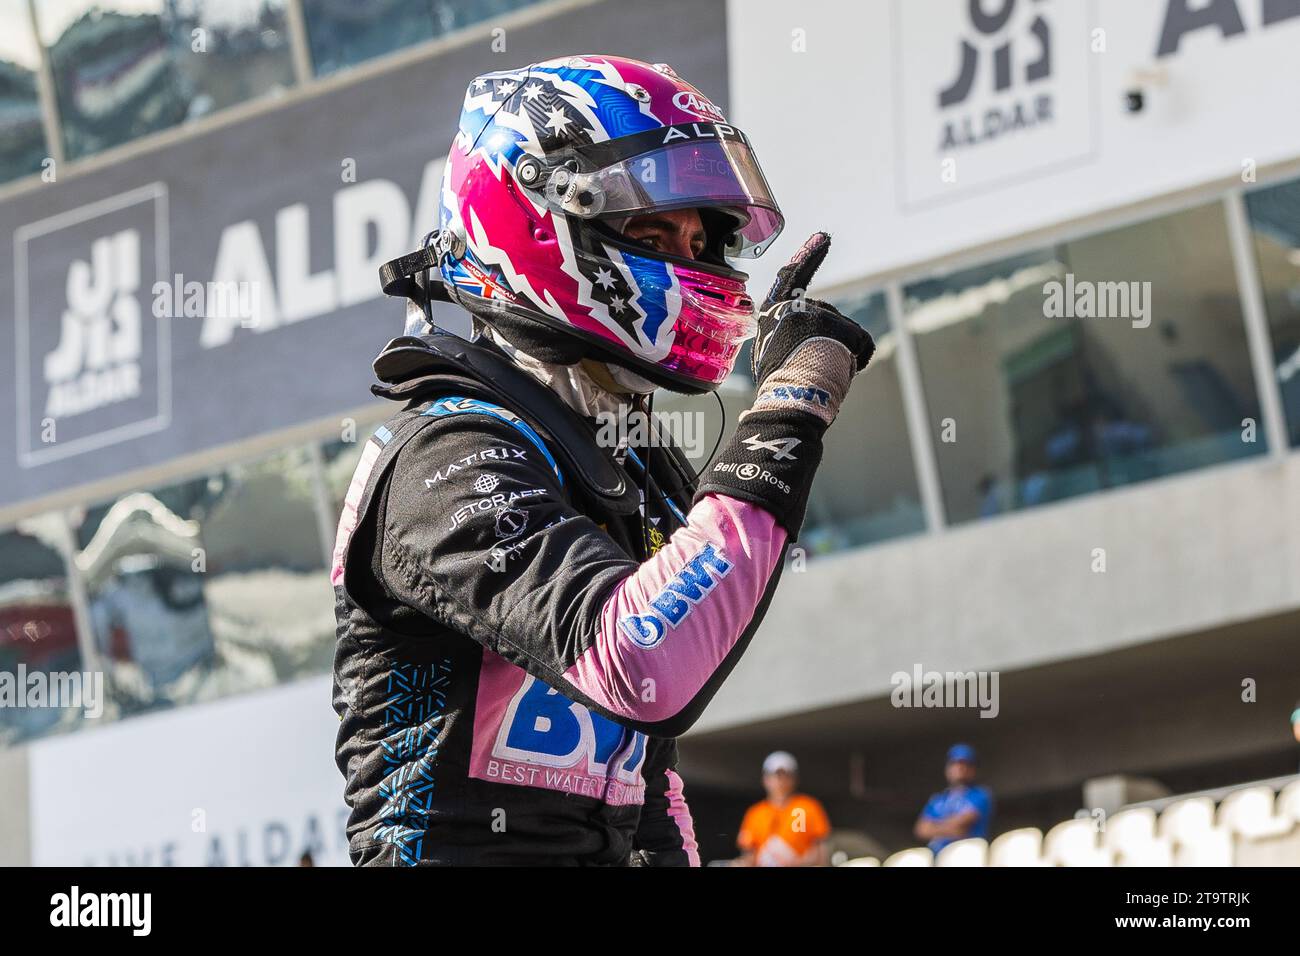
693, 232, 875, 536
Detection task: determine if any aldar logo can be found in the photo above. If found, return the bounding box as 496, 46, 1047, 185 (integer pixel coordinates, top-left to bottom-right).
937, 0, 1052, 150
14, 183, 170, 467
1156, 0, 1300, 56
894, 0, 1096, 208
44, 229, 142, 418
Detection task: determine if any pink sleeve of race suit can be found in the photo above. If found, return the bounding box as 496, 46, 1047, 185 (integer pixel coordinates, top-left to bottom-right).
564, 493, 787, 725
665, 769, 701, 867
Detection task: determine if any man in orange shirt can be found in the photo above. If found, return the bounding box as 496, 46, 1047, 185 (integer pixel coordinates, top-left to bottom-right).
735, 752, 831, 866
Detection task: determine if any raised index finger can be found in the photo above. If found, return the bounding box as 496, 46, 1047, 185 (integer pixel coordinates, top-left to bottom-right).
762, 231, 831, 311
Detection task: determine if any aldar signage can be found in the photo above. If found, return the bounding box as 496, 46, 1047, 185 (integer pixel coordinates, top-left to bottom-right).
12, 162, 447, 471
895, 0, 1097, 208
14, 184, 171, 467
728, 0, 1300, 291
28, 677, 352, 866
0, 0, 728, 512
1155, 0, 1300, 55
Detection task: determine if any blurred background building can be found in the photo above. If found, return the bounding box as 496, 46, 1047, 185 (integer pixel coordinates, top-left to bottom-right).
1, 0, 1299, 866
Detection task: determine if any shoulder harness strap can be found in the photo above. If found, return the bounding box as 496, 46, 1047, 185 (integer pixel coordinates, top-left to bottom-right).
370, 333, 642, 516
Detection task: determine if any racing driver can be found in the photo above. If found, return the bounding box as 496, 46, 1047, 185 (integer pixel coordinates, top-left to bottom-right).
330, 54, 875, 866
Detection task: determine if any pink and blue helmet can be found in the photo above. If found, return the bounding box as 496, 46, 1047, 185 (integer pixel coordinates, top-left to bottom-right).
436, 54, 784, 394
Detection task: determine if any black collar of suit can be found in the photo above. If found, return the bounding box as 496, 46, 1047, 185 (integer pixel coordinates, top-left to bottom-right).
370, 331, 697, 518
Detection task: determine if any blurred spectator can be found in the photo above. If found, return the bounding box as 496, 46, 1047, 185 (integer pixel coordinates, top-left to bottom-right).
735, 751, 831, 866
298, 850, 314, 867
1292, 701, 1300, 770
913, 744, 994, 854
976, 474, 1004, 518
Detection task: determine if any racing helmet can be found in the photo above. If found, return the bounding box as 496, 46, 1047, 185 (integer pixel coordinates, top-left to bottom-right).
433, 54, 784, 394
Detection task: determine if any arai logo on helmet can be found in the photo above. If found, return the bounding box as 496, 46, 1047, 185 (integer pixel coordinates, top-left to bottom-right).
672, 90, 726, 122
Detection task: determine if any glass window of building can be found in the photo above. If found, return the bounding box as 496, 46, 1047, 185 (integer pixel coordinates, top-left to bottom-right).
1245, 176, 1300, 447
67, 445, 333, 724
804, 286, 925, 551
0, 515, 83, 747
661, 287, 924, 555
0, 0, 51, 184
905, 202, 1264, 525
35, 0, 296, 160
302, 0, 543, 77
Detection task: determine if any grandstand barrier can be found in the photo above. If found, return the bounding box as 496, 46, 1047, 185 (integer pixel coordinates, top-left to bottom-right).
838, 774, 1299, 867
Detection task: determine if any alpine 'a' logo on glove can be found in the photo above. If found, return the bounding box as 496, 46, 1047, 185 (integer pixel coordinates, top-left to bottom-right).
741, 434, 801, 461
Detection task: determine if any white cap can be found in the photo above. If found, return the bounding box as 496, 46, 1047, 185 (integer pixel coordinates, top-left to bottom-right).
762, 751, 798, 775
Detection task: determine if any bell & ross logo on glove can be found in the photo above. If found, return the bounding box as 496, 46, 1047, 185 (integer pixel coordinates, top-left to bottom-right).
711, 460, 792, 495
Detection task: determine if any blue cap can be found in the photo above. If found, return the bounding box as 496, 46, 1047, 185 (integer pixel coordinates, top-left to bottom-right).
947, 743, 977, 764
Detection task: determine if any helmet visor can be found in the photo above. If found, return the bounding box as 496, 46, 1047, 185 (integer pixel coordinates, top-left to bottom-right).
548, 131, 784, 257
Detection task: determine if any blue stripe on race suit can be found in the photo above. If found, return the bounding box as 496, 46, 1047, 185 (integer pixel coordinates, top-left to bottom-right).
422, 397, 564, 487
625, 448, 688, 525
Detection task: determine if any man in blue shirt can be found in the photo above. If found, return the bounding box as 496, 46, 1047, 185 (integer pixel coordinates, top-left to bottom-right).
913, 744, 994, 854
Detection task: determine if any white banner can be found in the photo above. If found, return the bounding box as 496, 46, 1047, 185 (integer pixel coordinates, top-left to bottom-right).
29, 676, 351, 866
729, 0, 1300, 290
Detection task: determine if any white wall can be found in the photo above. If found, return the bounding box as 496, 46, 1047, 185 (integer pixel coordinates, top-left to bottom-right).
728, 0, 1300, 293
693, 449, 1300, 733
27, 675, 350, 866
